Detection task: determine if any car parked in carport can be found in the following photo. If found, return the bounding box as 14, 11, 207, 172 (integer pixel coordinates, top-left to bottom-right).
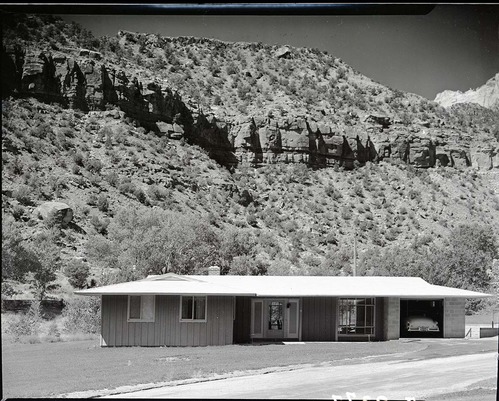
404, 315, 440, 332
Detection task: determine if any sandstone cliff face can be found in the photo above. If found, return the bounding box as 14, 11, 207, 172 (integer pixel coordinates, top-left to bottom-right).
434, 73, 499, 109
2, 44, 497, 171
1, 45, 192, 131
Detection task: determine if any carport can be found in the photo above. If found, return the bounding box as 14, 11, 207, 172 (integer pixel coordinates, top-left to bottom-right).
400, 299, 444, 338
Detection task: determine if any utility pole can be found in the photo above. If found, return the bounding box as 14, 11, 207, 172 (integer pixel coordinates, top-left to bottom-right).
353, 231, 357, 277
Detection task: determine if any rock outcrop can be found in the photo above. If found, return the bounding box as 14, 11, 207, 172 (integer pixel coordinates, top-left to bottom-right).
1, 45, 192, 131
434, 73, 499, 109
34, 202, 73, 226
2, 44, 497, 171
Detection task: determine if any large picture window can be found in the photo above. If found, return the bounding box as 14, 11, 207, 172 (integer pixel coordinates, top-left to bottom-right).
127, 295, 155, 322
180, 296, 207, 322
338, 298, 375, 335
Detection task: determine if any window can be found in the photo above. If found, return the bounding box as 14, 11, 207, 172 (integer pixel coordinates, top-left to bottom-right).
180, 296, 207, 322
127, 295, 155, 322
268, 301, 283, 330
338, 298, 375, 335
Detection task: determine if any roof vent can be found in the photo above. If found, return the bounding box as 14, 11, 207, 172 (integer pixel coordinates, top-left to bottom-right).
208, 266, 221, 275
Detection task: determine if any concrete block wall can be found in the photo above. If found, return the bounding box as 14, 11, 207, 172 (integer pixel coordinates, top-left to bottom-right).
384, 297, 400, 340
443, 298, 465, 338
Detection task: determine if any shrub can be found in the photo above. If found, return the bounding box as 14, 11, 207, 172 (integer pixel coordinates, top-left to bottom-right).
246, 213, 258, 227
106, 171, 119, 187
62, 297, 101, 334
90, 215, 110, 235
45, 321, 61, 342
147, 184, 168, 201
13, 185, 33, 205
85, 158, 103, 174
340, 206, 352, 220
87, 193, 98, 206
73, 152, 85, 167
119, 178, 136, 194
12, 204, 25, 220
352, 184, 364, 197
72, 164, 81, 175
5, 301, 42, 341
134, 188, 148, 204
64, 259, 90, 289
10, 156, 24, 175
97, 194, 109, 212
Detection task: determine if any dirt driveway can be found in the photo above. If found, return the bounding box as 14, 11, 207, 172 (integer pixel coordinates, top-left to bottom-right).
104, 351, 496, 399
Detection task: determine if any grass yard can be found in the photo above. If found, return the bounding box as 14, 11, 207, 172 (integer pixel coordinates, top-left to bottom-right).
466, 309, 499, 326
2, 338, 430, 398
3, 336, 498, 399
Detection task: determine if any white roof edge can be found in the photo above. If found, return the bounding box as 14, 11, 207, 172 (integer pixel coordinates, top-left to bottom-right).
75, 292, 257, 296
73, 275, 494, 298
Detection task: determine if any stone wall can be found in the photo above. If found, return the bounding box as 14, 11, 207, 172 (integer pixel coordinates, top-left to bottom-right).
383, 297, 400, 340
443, 298, 465, 338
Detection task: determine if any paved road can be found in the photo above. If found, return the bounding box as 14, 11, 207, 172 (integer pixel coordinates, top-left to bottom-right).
107, 351, 497, 399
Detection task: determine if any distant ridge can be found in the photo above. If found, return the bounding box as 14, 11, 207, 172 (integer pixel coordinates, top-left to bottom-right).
434, 73, 499, 110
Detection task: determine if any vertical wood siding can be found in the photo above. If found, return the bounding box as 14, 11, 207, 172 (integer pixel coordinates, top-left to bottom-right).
301, 297, 337, 341
101, 295, 234, 346
374, 297, 385, 340
233, 296, 251, 344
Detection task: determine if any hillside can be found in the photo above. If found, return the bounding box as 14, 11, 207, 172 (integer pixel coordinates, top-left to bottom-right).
1, 13, 499, 305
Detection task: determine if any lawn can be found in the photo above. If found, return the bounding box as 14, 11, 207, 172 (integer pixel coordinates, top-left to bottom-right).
2, 338, 428, 398
3, 336, 498, 399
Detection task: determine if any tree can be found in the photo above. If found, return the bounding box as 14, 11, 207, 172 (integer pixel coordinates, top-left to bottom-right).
26, 231, 61, 300
2, 215, 42, 281
2, 215, 59, 300
6, 301, 43, 341
64, 259, 90, 289
62, 297, 101, 334
357, 245, 432, 279
86, 206, 221, 278
357, 223, 497, 312
217, 227, 260, 274
431, 224, 498, 292
228, 255, 268, 276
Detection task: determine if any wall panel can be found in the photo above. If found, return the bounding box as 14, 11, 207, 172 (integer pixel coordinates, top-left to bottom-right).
301, 297, 337, 341
101, 295, 234, 346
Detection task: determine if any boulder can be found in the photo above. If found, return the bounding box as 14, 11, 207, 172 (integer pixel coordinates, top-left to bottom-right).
275, 46, 291, 59
34, 202, 73, 225
449, 149, 470, 169
470, 148, 493, 170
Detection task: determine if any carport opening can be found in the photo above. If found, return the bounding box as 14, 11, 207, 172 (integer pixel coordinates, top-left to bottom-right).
400, 299, 443, 338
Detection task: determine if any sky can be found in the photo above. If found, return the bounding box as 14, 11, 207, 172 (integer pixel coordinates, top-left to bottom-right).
58, 4, 498, 100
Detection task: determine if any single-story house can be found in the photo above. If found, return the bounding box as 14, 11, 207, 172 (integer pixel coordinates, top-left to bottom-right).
75, 268, 492, 347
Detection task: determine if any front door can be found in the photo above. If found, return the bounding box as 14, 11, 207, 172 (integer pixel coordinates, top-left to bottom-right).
250, 298, 300, 340
266, 299, 285, 338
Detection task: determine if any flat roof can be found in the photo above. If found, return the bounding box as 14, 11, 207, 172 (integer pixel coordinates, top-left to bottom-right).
75, 274, 493, 298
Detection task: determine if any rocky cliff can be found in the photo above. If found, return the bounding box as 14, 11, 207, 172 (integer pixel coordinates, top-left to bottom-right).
434, 73, 499, 110
2, 37, 498, 171
2, 45, 192, 130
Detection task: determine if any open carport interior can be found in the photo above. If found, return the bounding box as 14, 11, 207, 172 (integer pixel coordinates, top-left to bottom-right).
400, 299, 443, 338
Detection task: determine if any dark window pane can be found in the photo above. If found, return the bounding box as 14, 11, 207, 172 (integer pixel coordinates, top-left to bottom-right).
182, 297, 193, 319
268, 301, 283, 330
194, 297, 206, 320
366, 305, 374, 326
129, 296, 141, 319
356, 306, 365, 326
